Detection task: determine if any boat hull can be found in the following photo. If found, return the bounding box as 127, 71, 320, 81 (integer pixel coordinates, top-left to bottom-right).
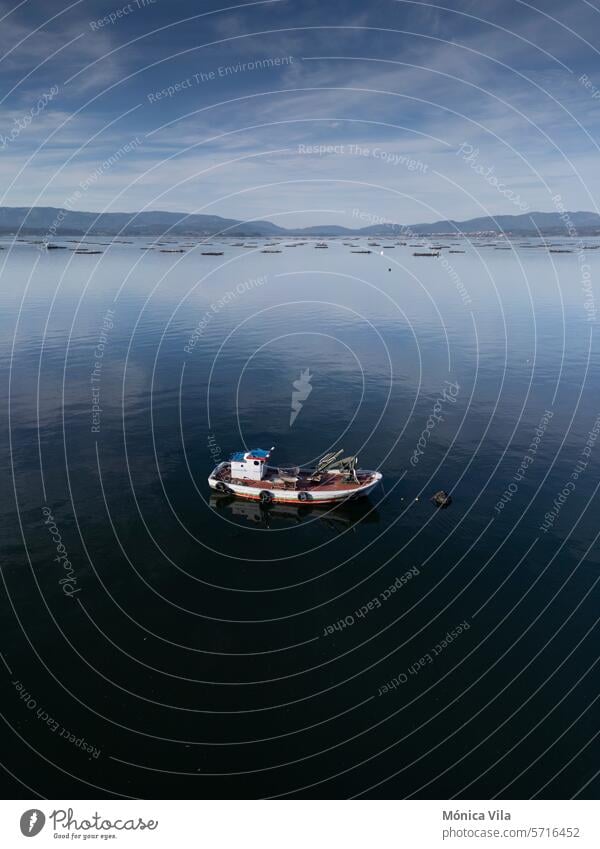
208, 462, 382, 504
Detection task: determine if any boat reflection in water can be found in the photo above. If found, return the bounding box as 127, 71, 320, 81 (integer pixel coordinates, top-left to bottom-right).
209, 492, 380, 531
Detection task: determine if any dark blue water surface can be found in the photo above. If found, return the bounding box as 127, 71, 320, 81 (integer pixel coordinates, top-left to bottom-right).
1, 236, 599, 798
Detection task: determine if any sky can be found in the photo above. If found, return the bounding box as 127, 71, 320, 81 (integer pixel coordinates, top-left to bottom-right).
1, 0, 600, 227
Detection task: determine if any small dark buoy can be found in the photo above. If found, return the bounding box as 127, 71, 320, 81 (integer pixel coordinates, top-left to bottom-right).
388, 267, 392, 271
431, 490, 452, 508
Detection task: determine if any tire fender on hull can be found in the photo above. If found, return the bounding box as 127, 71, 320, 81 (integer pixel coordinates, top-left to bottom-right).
215, 481, 233, 494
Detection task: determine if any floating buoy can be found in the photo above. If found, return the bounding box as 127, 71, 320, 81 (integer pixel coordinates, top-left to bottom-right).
431, 490, 452, 508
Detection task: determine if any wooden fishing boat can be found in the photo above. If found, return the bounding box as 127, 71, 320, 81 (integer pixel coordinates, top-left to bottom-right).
208, 448, 382, 505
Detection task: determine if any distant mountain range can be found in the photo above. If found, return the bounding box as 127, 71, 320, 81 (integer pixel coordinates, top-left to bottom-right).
1, 207, 599, 236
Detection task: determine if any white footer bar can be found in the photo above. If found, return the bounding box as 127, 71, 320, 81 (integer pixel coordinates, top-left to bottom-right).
1, 800, 598, 848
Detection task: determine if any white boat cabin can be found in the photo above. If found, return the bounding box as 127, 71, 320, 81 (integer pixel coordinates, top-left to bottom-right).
230, 448, 273, 481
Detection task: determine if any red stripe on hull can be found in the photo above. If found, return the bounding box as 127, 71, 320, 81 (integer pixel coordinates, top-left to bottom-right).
221, 490, 357, 505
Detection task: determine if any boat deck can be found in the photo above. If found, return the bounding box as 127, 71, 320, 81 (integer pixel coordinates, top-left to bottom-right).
213, 463, 376, 493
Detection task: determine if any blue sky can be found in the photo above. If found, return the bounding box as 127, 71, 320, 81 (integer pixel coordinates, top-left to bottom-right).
1, 0, 600, 226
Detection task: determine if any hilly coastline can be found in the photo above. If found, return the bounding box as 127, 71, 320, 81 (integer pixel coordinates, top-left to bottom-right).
1, 207, 599, 237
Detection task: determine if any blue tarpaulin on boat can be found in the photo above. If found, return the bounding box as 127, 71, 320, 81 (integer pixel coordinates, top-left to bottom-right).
230, 448, 271, 461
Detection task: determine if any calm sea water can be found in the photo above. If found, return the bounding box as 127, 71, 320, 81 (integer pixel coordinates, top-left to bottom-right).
1, 235, 599, 798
